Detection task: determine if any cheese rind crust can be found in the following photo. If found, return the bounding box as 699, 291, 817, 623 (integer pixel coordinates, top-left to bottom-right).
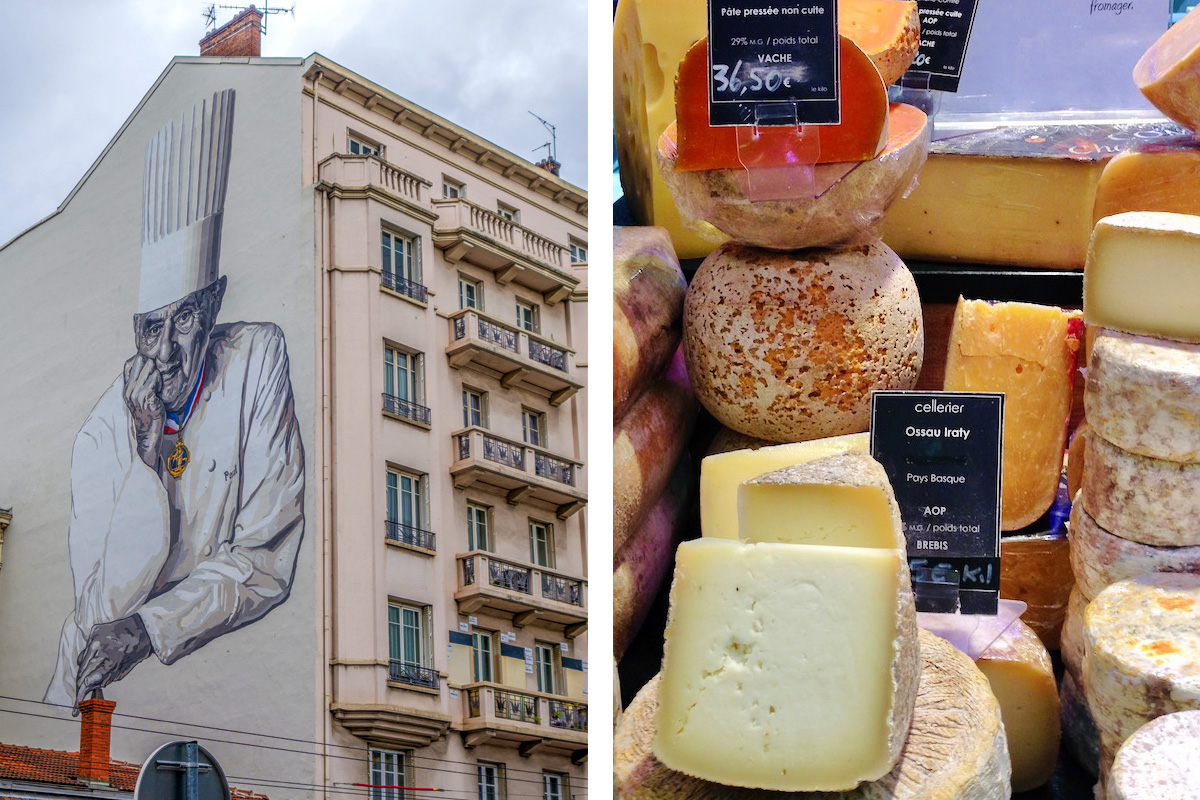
1060, 670, 1101, 779
1109, 710, 1200, 800
1086, 328, 1200, 462
1069, 493, 1200, 599
1061, 586, 1088, 686
998, 534, 1073, 650
619, 630, 1010, 800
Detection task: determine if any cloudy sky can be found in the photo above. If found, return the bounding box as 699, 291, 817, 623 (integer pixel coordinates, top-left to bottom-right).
0, 0, 588, 246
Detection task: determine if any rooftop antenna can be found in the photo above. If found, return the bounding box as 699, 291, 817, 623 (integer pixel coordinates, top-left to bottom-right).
528, 111, 557, 163
206, 2, 295, 35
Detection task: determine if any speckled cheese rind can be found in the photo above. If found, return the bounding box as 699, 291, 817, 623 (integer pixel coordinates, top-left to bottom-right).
1061, 586, 1089, 686
683, 240, 923, 443
1108, 710, 1200, 800
1069, 491, 1200, 599
1082, 574, 1200, 778
1086, 329, 1200, 462
1080, 428, 1200, 546
1061, 670, 1101, 779
616, 629, 1011, 800
999, 534, 1073, 650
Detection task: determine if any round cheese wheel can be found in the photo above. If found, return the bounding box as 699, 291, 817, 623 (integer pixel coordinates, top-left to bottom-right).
1086, 329, 1200, 462
1067, 421, 1089, 501
1109, 710, 1200, 800
704, 426, 776, 457
684, 240, 923, 442
1061, 586, 1089, 686
1069, 493, 1200, 600
1080, 428, 1200, 546
999, 534, 1073, 651
614, 629, 1010, 800
657, 104, 930, 251
1061, 670, 1101, 779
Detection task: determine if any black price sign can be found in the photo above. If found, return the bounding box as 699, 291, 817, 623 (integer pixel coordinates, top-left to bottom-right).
707, 0, 840, 126
901, 0, 979, 92
870, 392, 1003, 615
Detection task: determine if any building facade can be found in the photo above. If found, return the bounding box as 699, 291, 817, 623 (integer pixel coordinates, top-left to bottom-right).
0, 43, 586, 800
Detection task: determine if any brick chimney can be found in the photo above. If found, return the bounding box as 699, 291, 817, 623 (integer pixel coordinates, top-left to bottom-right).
77, 696, 117, 787
200, 6, 263, 57
535, 157, 561, 177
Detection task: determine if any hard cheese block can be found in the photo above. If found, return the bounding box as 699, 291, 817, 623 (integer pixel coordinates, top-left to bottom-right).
975, 618, 1060, 793
1086, 328, 1200, 462
942, 297, 1082, 530
1093, 137, 1200, 223
999, 534, 1073, 650
700, 433, 869, 539
654, 538, 918, 791
1108, 710, 1200, 800
1081, 427, 1200, 547
738, 453, 905, 548
1082, 574, 1200, 777
1084, 211, 1200, 342
1060, 669, 1101, 779
619, 629, 1010, 800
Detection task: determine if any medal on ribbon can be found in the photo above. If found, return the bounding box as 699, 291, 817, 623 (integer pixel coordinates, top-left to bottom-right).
167, 440, 190, 478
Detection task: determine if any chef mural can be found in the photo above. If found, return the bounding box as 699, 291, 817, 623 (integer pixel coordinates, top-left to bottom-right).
45, 89, 305, 709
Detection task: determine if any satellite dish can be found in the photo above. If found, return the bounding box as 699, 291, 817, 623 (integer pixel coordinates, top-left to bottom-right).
134, 741, 231, 800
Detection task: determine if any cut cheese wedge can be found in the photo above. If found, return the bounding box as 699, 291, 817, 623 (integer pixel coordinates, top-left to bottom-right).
1094, 137, 1200, 223
674, 36, 888, 171
1134, 5, 1200, 131
618, 629, 1011, 800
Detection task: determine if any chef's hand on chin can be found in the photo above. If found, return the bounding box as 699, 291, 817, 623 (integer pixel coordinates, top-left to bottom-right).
74, 615, 154, 710
123, 355, 164, 468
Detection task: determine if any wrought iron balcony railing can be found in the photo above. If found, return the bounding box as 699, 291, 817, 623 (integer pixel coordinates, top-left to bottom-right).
385, 521, 436, 552
388, 660, 439, 690
541, 573, 583, 607
548, 699, 587, 732
382, 393, 432, 425
380, 270, 429, 303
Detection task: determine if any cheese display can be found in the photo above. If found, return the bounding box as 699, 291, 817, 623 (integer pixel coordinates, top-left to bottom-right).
1134, 5, 1200, 132
1060, 670, 1101, 779
1108, 710, 1200, 800
655, 536, 918, 790
704, 426, 775, 457
1085, 328, 1200, 462
1061, 587, 1088, 685
1080, 427, 1200, 547
617, 630, 1011, 800
1069, 494, 1200, 601
738, 453, 905, 548
684, 241, 922, 442
699, 433, 869, 539
838, 0, 921, 86
1084, 211, 1200, 342
1082, 574, 1200, 777
998, 534, 1073, 650
658, 105, 930, 251
614, 226, 688, 422
975, 618, 1060, 792
1093, 138, 1200, 223
942, 298, 1082, 530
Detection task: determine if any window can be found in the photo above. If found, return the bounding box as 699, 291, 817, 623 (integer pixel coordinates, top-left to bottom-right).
382, 228, 424, 300
384, 346, 427, 424
529, 520, 554, 568
522, 408, 546, 448
386, 468, 429, 547
467, 503, 491, 552
459, 276, 482, 310
387, 603, 435, 688
543, 773, 566, 800
569, 238, 587, 264
516, 299, 539, 334
497, 203, 520, 223
349, 135, 380, 156
477, 763, 503, 800
462, 388, 487, 429
535, 642, 559, 695
369, 748, 407, 800
472, 630, 495, 683
443, 178, 466, 199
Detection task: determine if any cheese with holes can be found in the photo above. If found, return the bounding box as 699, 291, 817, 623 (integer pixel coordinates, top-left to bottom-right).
975, 619, 1060, 792
1086, 328, 1200, 462
1069, 495, 1200, 600
654, 538, 918, 790
1094, 138, 1200, 222
700, 433, 869, 539
1061, 586, 1088, 685
1082, 574, 1200, 778
1109, 710, 1200, 800
617, 629, 1011, 800
739, 453, 905, 548
942, 298, 1082, 530
998, 534, 1073, 650
1061, 670, 1101, 779
1084, 211, 1200, 342
1134, 5, 1200, 131
1081, 428, 1200, 547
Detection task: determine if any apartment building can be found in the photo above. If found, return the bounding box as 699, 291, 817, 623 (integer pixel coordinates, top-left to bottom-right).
0, 11, 586, 800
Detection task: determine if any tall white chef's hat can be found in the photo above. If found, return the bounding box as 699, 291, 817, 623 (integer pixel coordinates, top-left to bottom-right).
138, 89, 236, 314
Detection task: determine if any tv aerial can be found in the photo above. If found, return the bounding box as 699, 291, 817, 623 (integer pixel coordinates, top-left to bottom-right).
529, 111, 557, 163
204, 3, 295, 34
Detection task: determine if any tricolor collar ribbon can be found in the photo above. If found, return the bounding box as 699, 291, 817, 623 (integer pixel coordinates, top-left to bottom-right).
164, 358, 206, 435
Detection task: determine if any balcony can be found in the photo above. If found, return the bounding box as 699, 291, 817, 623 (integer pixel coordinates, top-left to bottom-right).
382, 393, 432, 427
380, 270, 428, 304
431, 198, 578, 304
459, 683, 587, 762
455, 551, 587, 638
389, 661, 440, 690
317, 154, 435, 222
450, 427, 586, 517
384, 521, 436, 554
446, 310, 581, 406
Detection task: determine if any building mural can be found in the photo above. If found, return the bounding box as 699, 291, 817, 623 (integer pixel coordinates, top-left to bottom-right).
45, 89, 305, 709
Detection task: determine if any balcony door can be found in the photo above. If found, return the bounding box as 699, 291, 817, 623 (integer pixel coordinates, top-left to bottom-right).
535, 643, 558, 695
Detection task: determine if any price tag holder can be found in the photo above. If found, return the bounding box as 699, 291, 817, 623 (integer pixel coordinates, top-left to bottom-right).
900, 0, 980, 93
870, 391, 1003, 615
707, 0, 840, 126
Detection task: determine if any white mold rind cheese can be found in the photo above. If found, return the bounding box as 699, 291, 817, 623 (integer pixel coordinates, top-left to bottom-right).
1062, 586, 1089, 686
1080, 428, 1200, 546
1108, 710, 1200, 800
1082, 574, 1200, 777
1069, 492, 1200, 600
1061, 670, 1101, 779
617, 629, 1011, 800
1086, 329, 1200, 462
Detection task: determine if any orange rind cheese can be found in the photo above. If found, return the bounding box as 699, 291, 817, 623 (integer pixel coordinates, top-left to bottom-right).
840, 0, 921, 86
1135, 5, 1200, 131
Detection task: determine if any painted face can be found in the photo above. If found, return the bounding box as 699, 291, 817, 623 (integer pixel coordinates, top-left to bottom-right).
135, 290, 212, 413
